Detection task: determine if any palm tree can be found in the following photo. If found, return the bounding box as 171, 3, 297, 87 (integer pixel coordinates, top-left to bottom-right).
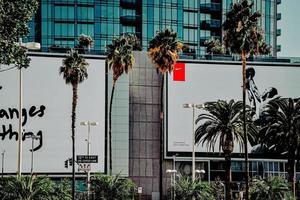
77, 34, 93, 53
171, 176, 214, 200
106, 34, 139, 175
59, 49, 88, 200
250, 176, 295, 200
204, 37, 225, 55
195, 100, 257, 200
259, 97, 300, 197
0, 176, 55, 200
148, 28, 183, 197
90, 174, 137, 200
222, 1, 271, 198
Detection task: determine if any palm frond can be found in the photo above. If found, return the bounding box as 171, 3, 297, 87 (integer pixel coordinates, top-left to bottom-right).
106, 34, 138, 84
60, 49, 88, 85
223, 0, 270, 55
148, 28, 183, 73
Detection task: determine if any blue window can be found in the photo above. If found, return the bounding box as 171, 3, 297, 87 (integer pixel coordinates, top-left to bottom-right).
55, 6, 74, 20
77, 23, 94, 37
55, 23, 75, 38
78, 6, 94, 20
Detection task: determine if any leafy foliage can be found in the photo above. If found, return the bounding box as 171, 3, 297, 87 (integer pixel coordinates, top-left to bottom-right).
106, 34, 138, 84
195, 100, 257, 200
211, 177, 225, 200
0, 0, 38, 69
122, 33, 142, 51
59, 49, 88, 85
78, 34, 94, 48
223, 0, 270, 55
148, 28, 183, 73
195, 100, 257, 153
90, 174, 137, 200
0, 176, 55, 200
204, 37, 225, 55
250, 176, 295, 200
170, 176, 214, 200
52, 179, 72, 200
258, 97, 300, 193
259, 97, 300, 154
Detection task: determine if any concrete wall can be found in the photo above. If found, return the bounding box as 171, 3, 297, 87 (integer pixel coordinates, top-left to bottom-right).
129, 51, 162, 199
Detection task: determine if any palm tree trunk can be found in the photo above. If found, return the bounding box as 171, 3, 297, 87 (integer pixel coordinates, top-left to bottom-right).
159, 73, 165, 200
287, 157, 296, 197
242, 50, 249, 200
225, 154, 232, 200
72, 83, 78, 200
108, 81, 116, 176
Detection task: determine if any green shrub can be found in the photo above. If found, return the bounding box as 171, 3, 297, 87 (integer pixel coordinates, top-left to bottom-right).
170, 176, 214, 200
90, 174, 137, 200
250, 176, 295, 200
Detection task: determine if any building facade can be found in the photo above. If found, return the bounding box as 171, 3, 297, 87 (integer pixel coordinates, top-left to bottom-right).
28, 0, 281, 57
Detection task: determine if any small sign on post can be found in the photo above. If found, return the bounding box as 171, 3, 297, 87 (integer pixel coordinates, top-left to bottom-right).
138, 187, 142, 194
77, 155, 98, 163
78, 163, 91, 172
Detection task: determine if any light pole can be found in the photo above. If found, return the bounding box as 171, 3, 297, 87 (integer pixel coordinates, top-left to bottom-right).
166, 169, 177, 200
80, 121, 98, 199
25, 134, 40, 175
183, 103, 204, 181
1, 150, 5, 178
17, 39, 40, 177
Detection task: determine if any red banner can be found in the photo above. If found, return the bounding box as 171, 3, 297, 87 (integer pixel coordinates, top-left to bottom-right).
173, 62, 185, 81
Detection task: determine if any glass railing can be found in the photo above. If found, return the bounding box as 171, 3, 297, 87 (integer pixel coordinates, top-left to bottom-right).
179, 52, 298, 64
199, 3, 221, 12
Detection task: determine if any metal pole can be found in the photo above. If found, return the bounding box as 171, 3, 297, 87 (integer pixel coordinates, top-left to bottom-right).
1, 151, 5, 178
87, 122, 91, 200
31, 136, 34, 175
192, 105, 195, 181
17, 67, 23, 177
173, 155, 176, 200
242, 51, 249, 200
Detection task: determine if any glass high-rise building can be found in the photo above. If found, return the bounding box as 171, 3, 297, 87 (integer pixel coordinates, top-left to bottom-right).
28, 0, 281, 57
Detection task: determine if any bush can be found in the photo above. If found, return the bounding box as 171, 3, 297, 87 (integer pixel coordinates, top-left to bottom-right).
0, 176, 73, 200
250, 176, 295, 200
0, 175, 55, 200
90, 174, 137, 200
170, 176, 215, 200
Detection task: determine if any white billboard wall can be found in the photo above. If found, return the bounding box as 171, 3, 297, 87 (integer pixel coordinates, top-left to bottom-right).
166, 61, 300, 158
0, 54, 106, 174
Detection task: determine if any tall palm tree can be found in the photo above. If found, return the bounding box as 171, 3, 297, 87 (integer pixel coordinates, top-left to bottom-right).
59, 49, 88, 200
259, 97, 300, 197
148, 28, 183, 197
106, 34, 139, 175
195, 100, 257, 200
222, 1, 270, 198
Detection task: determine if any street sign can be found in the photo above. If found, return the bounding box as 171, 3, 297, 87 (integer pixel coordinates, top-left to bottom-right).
77, 155, 98, 163
78, 163, 91, 172
138, 187, 143, 194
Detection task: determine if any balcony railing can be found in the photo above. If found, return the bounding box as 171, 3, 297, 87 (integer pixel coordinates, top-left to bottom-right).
200, 20, 221, 30
277, 13, 281, 20
199, 3, 221, 13
120, 0, 136, 8
120, 15, 141, 25
276, 45, 281, 52
277, 29, 281, 36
